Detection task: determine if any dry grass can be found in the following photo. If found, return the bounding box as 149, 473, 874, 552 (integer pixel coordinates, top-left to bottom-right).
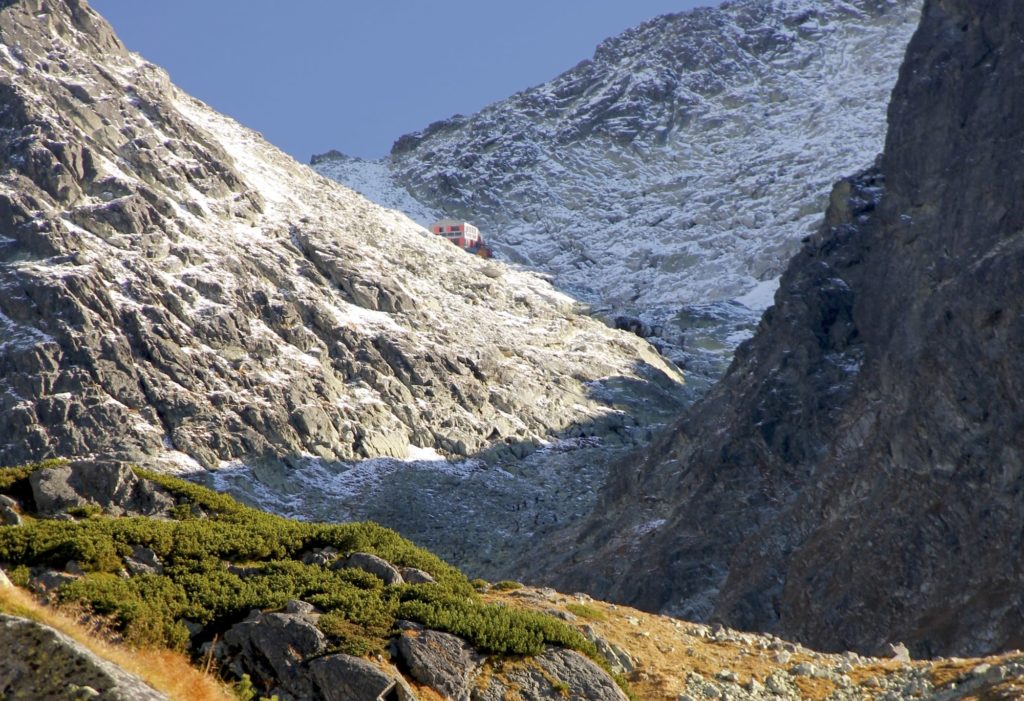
965, 679, 1024, 701
792, 676, 837, 699
0, 583, 236, 701
484, 587, 1024, 701
927, 651, 1024, 690
484, 588, 797, 699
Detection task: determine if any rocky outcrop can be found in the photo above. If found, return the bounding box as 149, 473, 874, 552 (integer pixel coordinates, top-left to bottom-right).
332, 552, 404, 586
474, 649, 628, 701
217, 607, 631, 701
29, 460, 174, 517
0, 613, 168, 700
0, 0, 682, 471
550, 0, 1024, 659
0, 495, 21, 525
224, 609, 327, 699
308, 654, 416, 701
396, 624, 485, 700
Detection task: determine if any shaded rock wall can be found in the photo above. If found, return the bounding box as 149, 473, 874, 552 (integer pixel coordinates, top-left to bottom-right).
552, 0, 1024, 658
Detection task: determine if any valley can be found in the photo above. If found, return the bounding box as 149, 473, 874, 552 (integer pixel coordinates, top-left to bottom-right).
0, 0, 1021, 699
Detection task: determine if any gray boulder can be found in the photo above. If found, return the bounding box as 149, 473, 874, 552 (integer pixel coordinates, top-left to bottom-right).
0, 500, 21, 526
29, 568, 79, 595
332, 552, 404, 586
473, 648, 627, 701
398, 567, 435, 585
0, 614, 168, 700
223, 611, 326, 698
308, 654, 415, 701
582, 625, 635, 675
29, 461, 174, 518
124, 546, 164, 576
396, 624, 484, 701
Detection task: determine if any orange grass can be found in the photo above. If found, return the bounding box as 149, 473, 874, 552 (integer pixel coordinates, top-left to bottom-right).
0, 583, 236, 701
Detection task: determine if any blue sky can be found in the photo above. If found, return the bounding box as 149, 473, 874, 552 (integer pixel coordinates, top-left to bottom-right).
90, 1, 714, 161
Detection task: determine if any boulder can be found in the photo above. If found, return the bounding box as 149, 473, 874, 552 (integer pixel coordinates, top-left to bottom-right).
308, 654, 415, 701
332, 553, 404, 586
0, 504, 21, 526
223, 611, 326, 698
124, 546, 163, 576
29, 462, 174, 518
29, 568, 79, 595
398, 567, 435, 585
0, 614, 168, 700
395, 624, 484, 701
474, 648, 627, 701
582, 625, 635, 674
301, 546, 338, 566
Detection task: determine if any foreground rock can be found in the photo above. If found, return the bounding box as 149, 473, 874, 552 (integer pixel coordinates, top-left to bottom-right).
0, 614, 168, 701
474, 648, 628, 701
548, 0, 1024, 658
216, 607, 631, 701
223, 610, 327, 699
308, 654, 416, 701
4, 457, 1024, 701
396, 625, 485, 699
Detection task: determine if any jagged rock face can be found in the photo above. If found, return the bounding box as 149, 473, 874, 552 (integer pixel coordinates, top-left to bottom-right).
0, 0, 682, 471
315, 0, 921, 313
548, 0, 1024, 658
314, 0, 921, 394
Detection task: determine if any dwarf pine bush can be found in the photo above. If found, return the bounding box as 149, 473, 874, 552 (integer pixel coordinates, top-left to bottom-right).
0, 463, 604, 666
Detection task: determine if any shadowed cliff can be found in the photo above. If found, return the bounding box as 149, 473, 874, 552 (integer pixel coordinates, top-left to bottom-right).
549, 0, 1024, 658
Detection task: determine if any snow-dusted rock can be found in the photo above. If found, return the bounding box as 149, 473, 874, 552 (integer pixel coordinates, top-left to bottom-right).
315, 0, 922, 391
0, 0, 682, 472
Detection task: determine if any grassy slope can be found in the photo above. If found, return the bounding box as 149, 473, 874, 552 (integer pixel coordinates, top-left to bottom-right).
0, 462, 628, 696
485, 587, 1024, 701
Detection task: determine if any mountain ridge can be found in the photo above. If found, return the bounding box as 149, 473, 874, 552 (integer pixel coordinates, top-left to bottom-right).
314, 0, 922, 394
0, 0, 683, 474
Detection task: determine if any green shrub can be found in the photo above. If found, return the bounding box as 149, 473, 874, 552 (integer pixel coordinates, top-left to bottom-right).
66, 504, 104, 519
0, 464, 631, 697
317, 610, 387, 656
7, 564, 30, 587
0, 459, 66, 491
493, 580, 523, 591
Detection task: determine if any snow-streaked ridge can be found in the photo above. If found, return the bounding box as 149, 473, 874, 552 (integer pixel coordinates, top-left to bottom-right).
314, 0, 921, 393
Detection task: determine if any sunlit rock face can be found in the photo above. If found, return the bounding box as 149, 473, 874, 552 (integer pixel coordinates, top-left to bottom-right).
315, 0, 922, 395
0, 0, 683, 471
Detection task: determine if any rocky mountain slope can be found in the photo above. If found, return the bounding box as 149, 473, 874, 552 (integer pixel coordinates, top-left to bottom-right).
313, 0, 922, 393
544, 0, 1024, 660
5, 460, 1024, 701
0, 0, 683, 474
